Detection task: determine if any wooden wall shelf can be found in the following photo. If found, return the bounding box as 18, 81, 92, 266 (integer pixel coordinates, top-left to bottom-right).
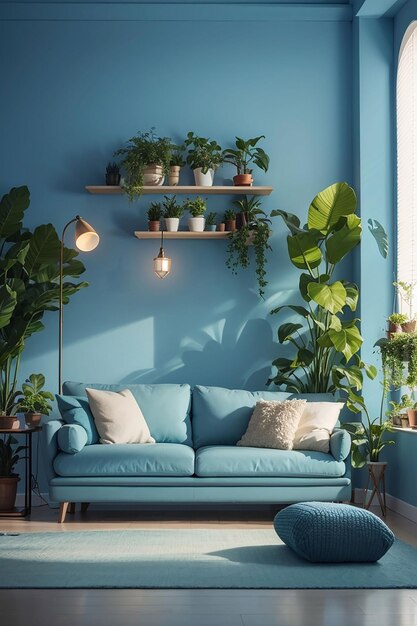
86, 185, 273, 196
134, 231, 232, 240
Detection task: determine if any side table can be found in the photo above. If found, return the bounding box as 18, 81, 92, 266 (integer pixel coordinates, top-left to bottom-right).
0, 426, 41, 518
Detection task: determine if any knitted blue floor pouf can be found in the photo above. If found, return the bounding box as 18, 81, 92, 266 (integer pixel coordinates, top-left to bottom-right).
274, 502, 395, 563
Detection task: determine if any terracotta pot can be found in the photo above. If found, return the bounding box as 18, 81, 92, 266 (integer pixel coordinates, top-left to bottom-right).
225, 220, 236, 232
148, 221, 160, 232
0, 416, 19, 430
143, 164, 164, 186
168, 166, 181, 186
401, 320, 417, 333
388, 321, 403, 334
407, 409, 417, 428
401, 416, 410, 428
217, 223, 225, 232
233, 173, 253, 186
24, 412, 42, 427
0, 475, 19, 511
105, 173, 121, 186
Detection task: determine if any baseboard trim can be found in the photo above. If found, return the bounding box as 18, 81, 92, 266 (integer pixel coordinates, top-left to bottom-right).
354, 488, 417, 524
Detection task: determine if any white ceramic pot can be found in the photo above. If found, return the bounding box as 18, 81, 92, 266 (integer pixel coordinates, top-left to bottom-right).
193, 168, 214, 186
165, 217, 180, 232
188, 217, 205, 232
143, 164, 165, 186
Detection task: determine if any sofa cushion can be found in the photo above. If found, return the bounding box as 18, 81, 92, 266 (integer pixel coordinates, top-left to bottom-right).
195, 446, 345, 478
62, 382, 192, 446
192, 385, 335, 448
58, 424, 88, 454
56, 395, 99, 445
54, 443, 195, 477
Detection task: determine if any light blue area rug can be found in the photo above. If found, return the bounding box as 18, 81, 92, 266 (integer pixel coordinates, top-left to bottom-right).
1, 529, 416, 589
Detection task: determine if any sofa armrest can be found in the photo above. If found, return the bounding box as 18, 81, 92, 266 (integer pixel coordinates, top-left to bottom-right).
41, 418, 64, 486
330, 428, 351, 462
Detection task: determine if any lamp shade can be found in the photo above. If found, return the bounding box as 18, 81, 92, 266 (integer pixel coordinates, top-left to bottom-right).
75, 217, 100, 252
153, 247, 171, 279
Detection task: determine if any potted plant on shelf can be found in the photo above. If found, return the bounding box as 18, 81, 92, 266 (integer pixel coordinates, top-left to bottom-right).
115, 128, 175, 201
169, 150, 185, 186
387, 313, 407, 337
147, 202, 162, 232
105, 162, 121, 186
16, 374, 53, 427
217, 221, 225, 232
0, 435, 25, 510
387, 394, 413, 426
205, 212, 217, 232
163, 196, 183, 232
0, 186, 87, 431
184, 197, 206, 232
393, 281, 416, 332
184, 132, 223, 187
224, 209, 237, 232
222, 136, 270, 186
226, 197, 271, 298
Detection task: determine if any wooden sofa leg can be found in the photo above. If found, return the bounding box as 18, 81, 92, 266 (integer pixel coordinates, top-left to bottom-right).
81, 502, 90, 513
59, 502, 69, 523
68, 502, 76, 514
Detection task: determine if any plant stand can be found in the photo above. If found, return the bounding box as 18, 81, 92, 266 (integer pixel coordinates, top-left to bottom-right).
364, 461, 387, 516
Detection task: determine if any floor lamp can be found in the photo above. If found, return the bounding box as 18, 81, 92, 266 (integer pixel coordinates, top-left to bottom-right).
59, 216, 100, 394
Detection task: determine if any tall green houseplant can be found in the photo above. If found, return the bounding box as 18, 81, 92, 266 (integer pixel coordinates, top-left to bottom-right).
0, 186, 88, 415
268, 182, 387, 412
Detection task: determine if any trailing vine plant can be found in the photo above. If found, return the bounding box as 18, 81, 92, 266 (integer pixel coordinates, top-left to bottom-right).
225, 197, 271, 298
267, 182, 387, 413
376, 333, 417, 389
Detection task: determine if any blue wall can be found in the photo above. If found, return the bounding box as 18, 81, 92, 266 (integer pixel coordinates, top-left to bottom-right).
0, 12, 352, 398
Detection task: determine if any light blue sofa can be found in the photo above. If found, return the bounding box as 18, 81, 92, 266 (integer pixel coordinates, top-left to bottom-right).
42, 383, 352, 522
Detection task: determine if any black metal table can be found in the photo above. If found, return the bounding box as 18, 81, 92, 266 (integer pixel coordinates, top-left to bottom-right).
0, 426, 41, 518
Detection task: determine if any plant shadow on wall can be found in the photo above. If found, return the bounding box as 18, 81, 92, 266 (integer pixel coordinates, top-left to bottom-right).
267, 182, 388, 413
121, 316, 277, 390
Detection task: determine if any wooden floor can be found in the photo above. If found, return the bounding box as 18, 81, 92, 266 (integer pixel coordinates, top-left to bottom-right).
1, 504, 417, 626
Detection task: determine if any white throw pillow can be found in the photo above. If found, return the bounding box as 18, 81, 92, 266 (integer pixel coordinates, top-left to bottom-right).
86, 388, 155, 445
293, 402, 344, 453
237, 399, 306, 450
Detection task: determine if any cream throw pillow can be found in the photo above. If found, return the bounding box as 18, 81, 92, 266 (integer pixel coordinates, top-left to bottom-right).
293, 402, 344, 453
237, 399, 306, 450
86, 388, 155, 445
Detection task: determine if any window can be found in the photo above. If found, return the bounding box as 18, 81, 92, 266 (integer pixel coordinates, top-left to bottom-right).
397, 22, 417, 317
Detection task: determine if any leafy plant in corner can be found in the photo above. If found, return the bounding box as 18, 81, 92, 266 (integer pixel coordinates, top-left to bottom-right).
16, 373, 53, 415
226, 197, 271, 298
183, 197, 206, 217
115, 128, 176, 201
163, 196, 183, 219
0, 186, 88, 416
184, 132, 223, 174
267, 182, 388, 411
0, 435, 25, 477
222, 136, 269, 184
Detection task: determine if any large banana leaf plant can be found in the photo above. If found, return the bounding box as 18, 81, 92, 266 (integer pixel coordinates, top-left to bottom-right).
0, 186, 88, 415
268, 182, 387, 414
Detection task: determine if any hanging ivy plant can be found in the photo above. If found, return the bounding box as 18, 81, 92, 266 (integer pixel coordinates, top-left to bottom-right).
377, 333, 417, 389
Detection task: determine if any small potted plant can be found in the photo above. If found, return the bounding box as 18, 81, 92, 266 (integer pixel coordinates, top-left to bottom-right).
115, 128, 175, 200
401, 414, 410, 428
387, 394, 413, 426
163, 196, 183, 232
169, 150, 185, 186
224, 209, 236, 232
205, 212, 217, 232
17, 374, 53, 427
393, 281, 417, 332
217, 222, 225, 232
222, 136, 269, 186
105, 162, 121, 186
184, 196, 206, 232
184, 132, 223, 187
147, 202, 162, 232
0, 435, 25, 510
387, 313, 407, 337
